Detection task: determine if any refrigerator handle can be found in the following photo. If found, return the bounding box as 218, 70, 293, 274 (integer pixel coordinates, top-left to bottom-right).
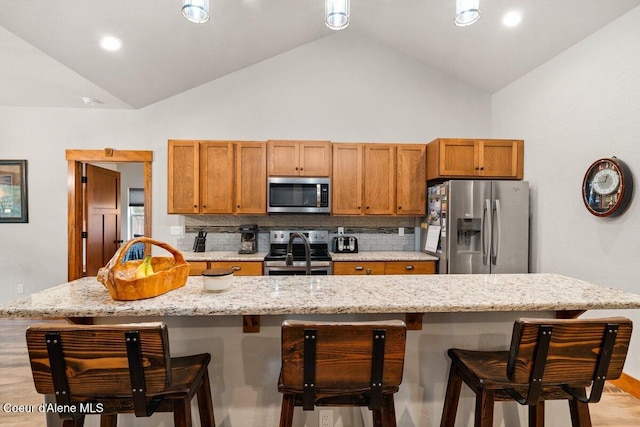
492, 199, 501, 265
482, 199, 491, 265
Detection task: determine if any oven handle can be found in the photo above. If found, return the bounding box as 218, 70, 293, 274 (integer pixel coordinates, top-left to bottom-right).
264, 266, 330, 272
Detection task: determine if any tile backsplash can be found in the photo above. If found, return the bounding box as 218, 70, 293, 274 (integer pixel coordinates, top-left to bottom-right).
177, 215, 422, 252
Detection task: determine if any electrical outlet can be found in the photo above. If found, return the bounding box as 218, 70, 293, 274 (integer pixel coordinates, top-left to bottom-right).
319, 409, 333, 427
17, 284, 24, 294
398, 227, 404, 236
337, 227, 344, 235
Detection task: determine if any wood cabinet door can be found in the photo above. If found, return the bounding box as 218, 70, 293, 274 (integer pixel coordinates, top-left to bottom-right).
188, 261, 208, 276
333, 261, 385, 275
210, 261, 263, 276
478, 140, 522, 178
332, 144, 364, 215
201, 142, 234, 214
299, 141, 331, 176
267, 140, 299, 176
364, 144, 396, 215
438, 139, 477, 177
396, 144, 426, 215
235, 142, 267, 214
168, 140, 200, 214
384, 261, 435, 275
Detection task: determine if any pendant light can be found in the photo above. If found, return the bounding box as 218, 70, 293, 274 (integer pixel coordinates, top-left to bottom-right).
454, 0, 481, 27
182, 0, 210, 24
325, 0, 350, 30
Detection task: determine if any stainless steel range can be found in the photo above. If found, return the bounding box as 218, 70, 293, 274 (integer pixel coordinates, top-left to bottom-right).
263, 230, 332, 275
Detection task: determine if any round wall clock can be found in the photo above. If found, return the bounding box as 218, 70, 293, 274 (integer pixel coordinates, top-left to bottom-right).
582, 157, 633, 217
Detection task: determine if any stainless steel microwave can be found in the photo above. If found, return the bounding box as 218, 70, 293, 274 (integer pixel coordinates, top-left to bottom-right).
267, 177, 330, 214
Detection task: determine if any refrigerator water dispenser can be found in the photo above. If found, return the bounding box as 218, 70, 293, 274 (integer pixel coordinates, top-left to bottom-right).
456, 218, 481, 252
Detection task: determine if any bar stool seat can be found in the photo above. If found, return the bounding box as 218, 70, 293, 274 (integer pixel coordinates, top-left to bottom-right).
278, 320, 407, 427
440, 317, 633, 427
26, 322, 215, 427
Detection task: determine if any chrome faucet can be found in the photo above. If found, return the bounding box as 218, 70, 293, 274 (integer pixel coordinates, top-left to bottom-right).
285, 232, 311, 275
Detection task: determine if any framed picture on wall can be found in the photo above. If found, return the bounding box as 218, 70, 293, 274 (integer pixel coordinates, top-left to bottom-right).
0, 160, 28, 223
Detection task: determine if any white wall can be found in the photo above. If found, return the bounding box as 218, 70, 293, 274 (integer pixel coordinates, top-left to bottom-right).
492, 6, 640, 377
0, 31, 490, 304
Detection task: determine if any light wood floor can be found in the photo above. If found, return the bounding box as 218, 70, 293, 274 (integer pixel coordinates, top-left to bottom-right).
1, 319, 639, 426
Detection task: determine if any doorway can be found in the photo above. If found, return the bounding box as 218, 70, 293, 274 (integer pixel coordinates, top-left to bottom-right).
66, 149, 153, 281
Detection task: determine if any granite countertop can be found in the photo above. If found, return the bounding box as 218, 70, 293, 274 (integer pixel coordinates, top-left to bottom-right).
184, 251, 437, 262
2, 274, 640, 319
330, 251, 438, 261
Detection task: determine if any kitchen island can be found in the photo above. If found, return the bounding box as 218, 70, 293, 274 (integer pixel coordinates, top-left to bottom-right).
2, 274, 639, 427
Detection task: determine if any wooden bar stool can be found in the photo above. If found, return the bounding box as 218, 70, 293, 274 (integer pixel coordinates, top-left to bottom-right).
278, 319, 407, 427
440, 317, 632, 427
26, 322, 215, 427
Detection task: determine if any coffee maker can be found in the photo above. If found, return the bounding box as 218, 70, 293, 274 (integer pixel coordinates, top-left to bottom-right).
238, 224, 258, 254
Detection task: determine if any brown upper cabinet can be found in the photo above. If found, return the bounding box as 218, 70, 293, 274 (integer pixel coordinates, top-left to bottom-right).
267, 140, 331, 176
332, 143, 425, 216
168, 140, 266, 214
426, 138, 524, 181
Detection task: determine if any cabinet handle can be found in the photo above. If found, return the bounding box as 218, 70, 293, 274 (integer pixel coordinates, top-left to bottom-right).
366, 206, 370, 209
194, 205, 198, 208
480, 167, 484, 170
300, 167, 303, 171
357, 206, 361, 209
366, 268, 372, 275
405, 265, 414, 271
398, 206, 402, 210
231, 266, 241, 271
295, 167, 299, 170
355, 266, 364, 271
237, 205, 240, 208
203, 205, 207, 208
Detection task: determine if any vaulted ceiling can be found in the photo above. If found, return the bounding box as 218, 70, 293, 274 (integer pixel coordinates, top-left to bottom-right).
0, 0, 638, 109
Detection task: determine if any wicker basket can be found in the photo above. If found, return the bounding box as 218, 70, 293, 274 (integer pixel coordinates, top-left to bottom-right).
97, 237, 189, 301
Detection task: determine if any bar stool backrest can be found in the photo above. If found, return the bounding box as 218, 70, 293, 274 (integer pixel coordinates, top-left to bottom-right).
280, 320, 406, 392
26, 322, 171, 397
506, 317, 632, 395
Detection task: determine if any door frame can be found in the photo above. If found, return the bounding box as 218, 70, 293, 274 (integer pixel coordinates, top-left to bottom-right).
66, 149, 153, 281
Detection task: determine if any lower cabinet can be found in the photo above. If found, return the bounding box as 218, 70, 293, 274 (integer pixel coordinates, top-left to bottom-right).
333, 261, 435, 275
188, 261, 263, 276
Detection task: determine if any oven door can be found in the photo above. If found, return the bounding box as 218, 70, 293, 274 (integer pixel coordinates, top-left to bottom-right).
263, 261, 332, 275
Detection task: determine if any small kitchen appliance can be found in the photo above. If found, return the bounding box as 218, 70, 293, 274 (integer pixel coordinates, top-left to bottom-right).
238, 224, 259, 254
333, 235, 358, 253
192, 229, 207, 252
263, 230, 332, 275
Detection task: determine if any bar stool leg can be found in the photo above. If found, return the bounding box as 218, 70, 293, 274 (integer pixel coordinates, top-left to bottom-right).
475, 389, 494, 427
381, 394, 397, 427
528, 401, 544, 427
173, 397, 193, 427
99, 414, 117, 427
568, 392, 592, 427
197, 369, 215, 426
279, 393, 295, 427
372, 408, 382, 427
440, 364, 463, 427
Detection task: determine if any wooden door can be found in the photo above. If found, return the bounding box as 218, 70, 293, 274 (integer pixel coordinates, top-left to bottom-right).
396, 144, 426, 215
267, 140, 299, 176
85, 164, 121, 276
332, 144, 363, 215
438, 139, 477, 176
235, 142, 266, 214
478, 140, 521, 178
364, 144, 396, 215
299, 141, 331, 176
201, 142, 234, 214
167, 140, 199, 213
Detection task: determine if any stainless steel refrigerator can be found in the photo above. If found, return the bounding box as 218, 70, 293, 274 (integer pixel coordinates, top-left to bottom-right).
421, 180, 529, 274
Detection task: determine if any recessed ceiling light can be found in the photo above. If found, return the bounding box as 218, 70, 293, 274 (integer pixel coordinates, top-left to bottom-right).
502, 11, 522, 27
99, 36, 122, 51
82, 97, 102, 106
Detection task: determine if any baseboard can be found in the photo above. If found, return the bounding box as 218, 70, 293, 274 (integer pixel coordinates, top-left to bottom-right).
610, 373, 640, 399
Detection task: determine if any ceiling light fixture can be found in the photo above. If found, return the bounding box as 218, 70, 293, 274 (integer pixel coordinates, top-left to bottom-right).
325, 0, 350, 30
82, 97, 102, 106
502, 11, 522, 27
454, 0, 481, 27
182, 0, 210, 23
99, 36, 122, 51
